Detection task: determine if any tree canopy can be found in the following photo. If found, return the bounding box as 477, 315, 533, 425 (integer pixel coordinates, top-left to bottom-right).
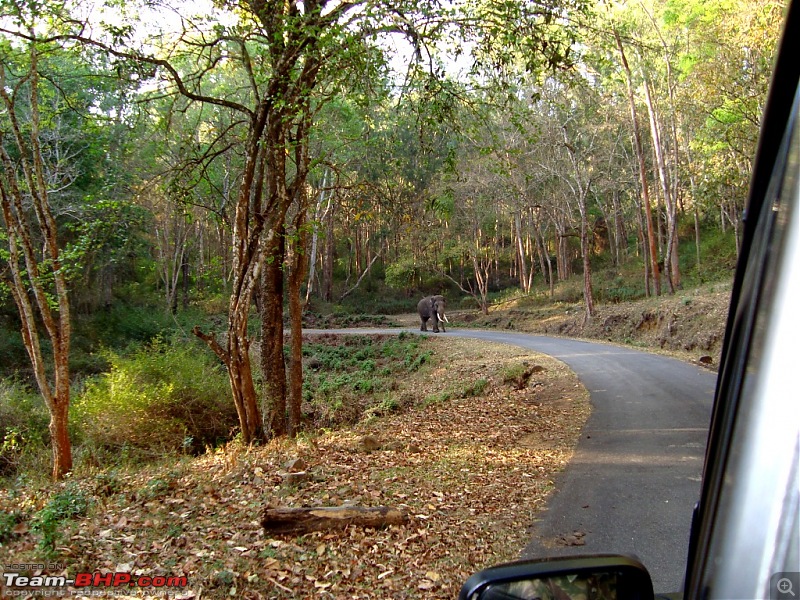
0, 0, 787, 477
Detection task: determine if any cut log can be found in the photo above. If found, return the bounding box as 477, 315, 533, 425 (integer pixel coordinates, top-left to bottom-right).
262, 505, 409, 535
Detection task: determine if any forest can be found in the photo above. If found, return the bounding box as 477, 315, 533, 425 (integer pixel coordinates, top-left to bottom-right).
0, 0, 786, 487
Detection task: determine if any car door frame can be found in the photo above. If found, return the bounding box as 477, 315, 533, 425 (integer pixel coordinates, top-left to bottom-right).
682, 1, 800, 598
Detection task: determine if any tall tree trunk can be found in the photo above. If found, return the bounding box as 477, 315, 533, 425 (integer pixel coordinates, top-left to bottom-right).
637, 203, 651, 297
181, 246, 190, 310
514, 212, 530, 293
615, 27, 661, 296
641, 73, 678, 293
261, 227, 287, 437
532, 219, 553, 297
287, 215, 308, 437
193, 312, 263, 445
562, 126, 594, 320
305, 170, 331, 306
322, 198, 336, 302
612, 189, 627, 265
645, 3, 685, 289
286, 107, 312, 438
581, 214, 594, 321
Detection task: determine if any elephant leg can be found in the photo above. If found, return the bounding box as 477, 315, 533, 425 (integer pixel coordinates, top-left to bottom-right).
433, 318, 439, 333
420, 317, 428, 331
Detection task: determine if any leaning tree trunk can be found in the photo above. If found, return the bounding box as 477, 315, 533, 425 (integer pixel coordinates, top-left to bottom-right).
193, 291, 263, 445
321, 197, 336, 302
0, 51, 73, 479
562, 130, 595, 322
305, 170, 332, 306
193, 115, 267, 446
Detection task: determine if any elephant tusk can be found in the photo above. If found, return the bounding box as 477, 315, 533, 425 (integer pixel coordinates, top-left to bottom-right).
440, 312, 449, 323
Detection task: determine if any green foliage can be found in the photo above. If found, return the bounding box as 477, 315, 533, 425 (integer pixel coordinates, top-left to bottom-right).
72, 336, 236, 458
0, 320, 28, 377
92, 470, 122, 496
0, 380, 51, 478
61, 200, 150, 290
501, 363, 529, 386
139, 476, 174, 501
76, 304, 176, 349
302, 335, 430, 428
31, 483, 91, 555
0, 509, 22, 544
597, 274, 645, 304
423, 377, 489, 407
385, 257, 421, 290
462, 378, 489, 397
681, 226, 738, 286
405, 350, 432, 372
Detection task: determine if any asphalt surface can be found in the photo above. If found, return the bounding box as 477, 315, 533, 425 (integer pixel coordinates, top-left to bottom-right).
308, 327, 717, 594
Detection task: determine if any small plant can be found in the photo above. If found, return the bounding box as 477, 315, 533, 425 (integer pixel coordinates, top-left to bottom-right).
422, 390, 453, 407
258, 546, 279, 559
0, 427, 22, 476
31, 483, 91, 555
93, 471, 122, 496
0, 380, 50, 478
215, 570, 235, 586
363, 396, 400, 421
501, 364, 528, 386
140, 476, 172, 500
0, 509, 22, 543
406, 350, 431, 372
461, 378, 489, 398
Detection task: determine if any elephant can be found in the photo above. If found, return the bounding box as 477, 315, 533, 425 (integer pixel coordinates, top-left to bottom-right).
417, 295, 449, 333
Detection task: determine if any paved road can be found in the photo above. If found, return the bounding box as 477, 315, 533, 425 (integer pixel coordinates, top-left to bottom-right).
307, 328, 717, 593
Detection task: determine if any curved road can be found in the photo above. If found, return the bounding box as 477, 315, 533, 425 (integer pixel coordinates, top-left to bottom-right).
308, 328, 717, 593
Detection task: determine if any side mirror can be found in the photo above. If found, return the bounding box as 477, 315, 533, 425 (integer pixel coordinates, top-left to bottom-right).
459, 555, 655, 600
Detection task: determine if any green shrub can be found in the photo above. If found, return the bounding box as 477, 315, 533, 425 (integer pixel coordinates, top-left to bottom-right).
599, 275, 645, 304
0, 380, 51, 478
462, 378, 489, 397
72, 336, 236, 457
0, 509, 22, 543
31, 482, 91, 554
0, 324, 27, 378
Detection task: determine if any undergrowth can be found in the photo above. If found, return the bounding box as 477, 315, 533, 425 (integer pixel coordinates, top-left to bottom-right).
302, 334, 433, 428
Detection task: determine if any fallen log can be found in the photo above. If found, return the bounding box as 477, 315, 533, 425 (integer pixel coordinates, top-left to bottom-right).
262, 505, 409, 535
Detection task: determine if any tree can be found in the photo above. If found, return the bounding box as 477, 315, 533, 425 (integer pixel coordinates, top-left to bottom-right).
0, 22, 73, 480
614, 26, 661, 296
1, 0, 592, 444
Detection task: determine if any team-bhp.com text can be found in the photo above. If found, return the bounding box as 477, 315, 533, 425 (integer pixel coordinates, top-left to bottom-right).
2, 572, 188, 596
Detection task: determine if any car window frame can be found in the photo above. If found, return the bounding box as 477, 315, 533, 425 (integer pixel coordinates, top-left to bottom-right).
683, 1, 800, 598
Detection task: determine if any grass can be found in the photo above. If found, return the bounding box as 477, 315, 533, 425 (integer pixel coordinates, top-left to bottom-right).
302, 334, 433, 428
